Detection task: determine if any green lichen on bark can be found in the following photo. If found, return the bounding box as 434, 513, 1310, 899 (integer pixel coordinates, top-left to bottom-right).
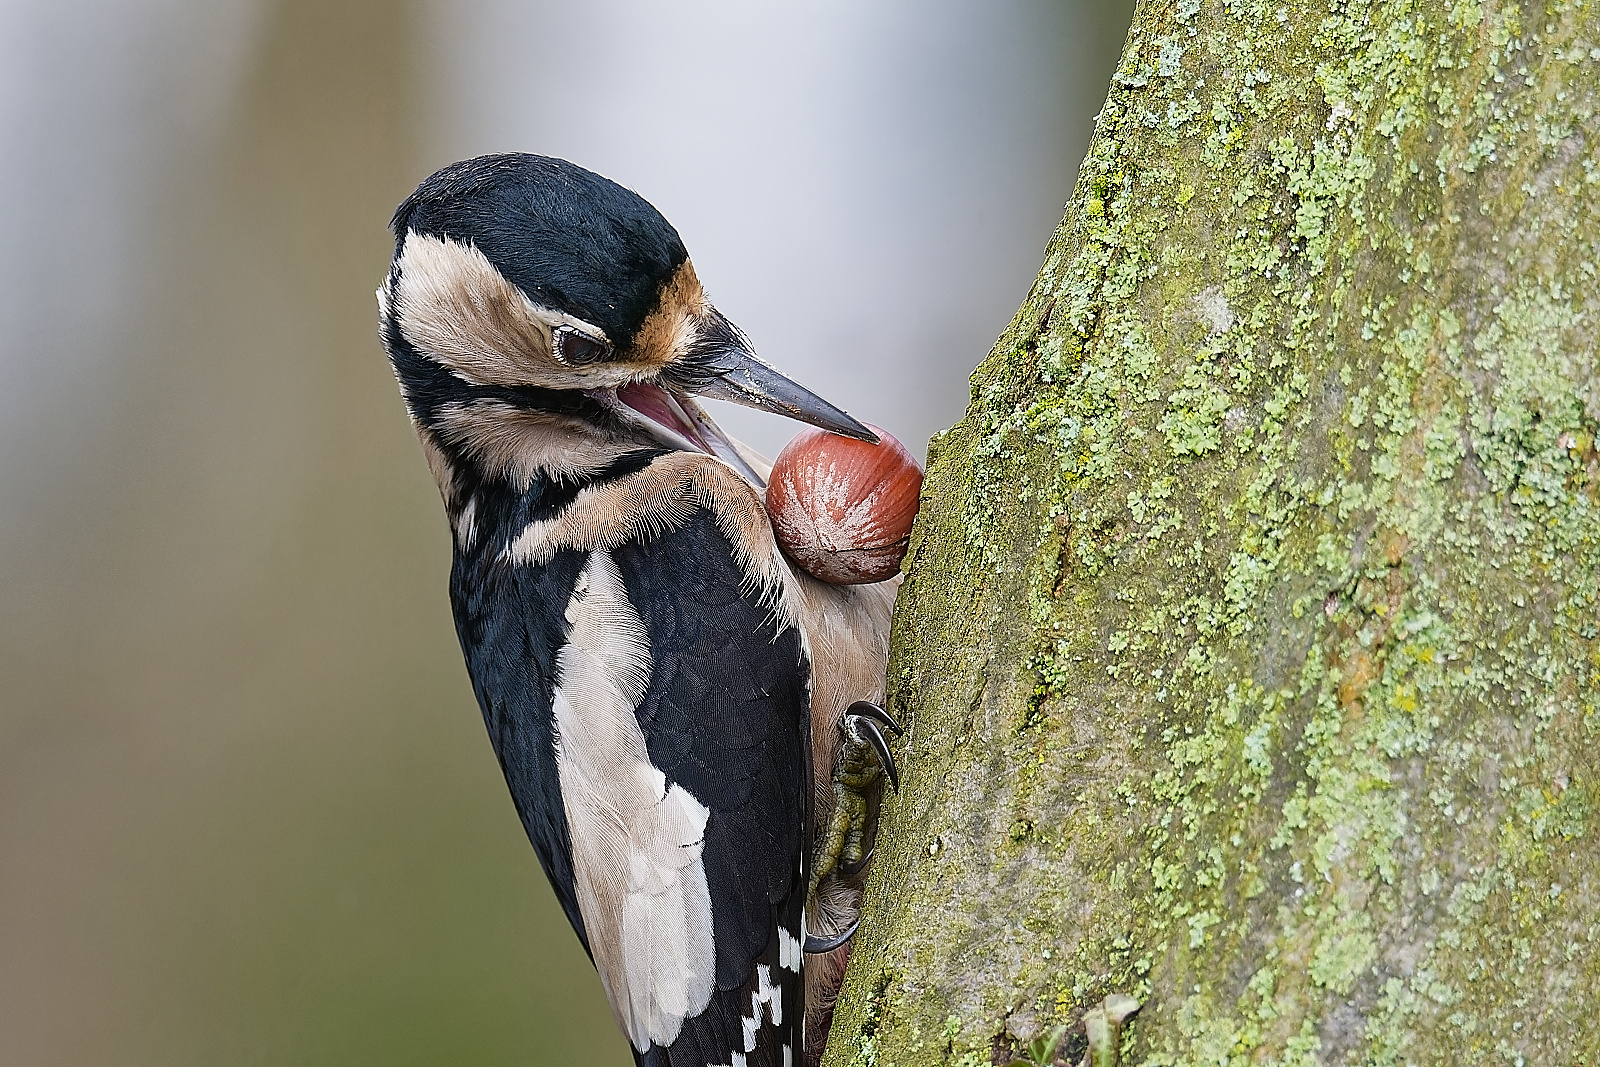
825, 2, 1600, 1065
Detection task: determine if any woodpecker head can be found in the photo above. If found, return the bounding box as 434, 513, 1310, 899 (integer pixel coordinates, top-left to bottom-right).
380, 153, 873, 498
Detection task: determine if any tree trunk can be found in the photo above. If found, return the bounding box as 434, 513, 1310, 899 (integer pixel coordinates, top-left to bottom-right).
824, 2, 1600, 1064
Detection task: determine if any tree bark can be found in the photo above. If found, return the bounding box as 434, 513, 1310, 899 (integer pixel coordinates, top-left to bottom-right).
825, 2, 1600, 1064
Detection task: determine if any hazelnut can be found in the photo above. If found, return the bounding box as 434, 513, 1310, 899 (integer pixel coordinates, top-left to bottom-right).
765, 424, 923, 585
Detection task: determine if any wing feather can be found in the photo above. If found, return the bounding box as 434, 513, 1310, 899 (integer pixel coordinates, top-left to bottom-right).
613, 511, 808, 1067
455, 469, 809, 1067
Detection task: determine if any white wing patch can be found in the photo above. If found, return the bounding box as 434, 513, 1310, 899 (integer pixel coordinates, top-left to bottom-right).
553, 551, 716, 1051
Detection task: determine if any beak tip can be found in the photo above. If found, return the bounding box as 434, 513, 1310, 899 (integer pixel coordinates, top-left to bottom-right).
688, 342, 882, 445
842, 423, 880, 445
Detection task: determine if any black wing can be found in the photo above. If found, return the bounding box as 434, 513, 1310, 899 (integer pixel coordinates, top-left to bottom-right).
452, 538, 592, 950
453, 493, 809, 1067
615, 509, 809, 1067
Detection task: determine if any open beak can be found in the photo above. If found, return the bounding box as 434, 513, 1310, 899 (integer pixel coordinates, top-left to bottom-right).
603, 313, 877, 487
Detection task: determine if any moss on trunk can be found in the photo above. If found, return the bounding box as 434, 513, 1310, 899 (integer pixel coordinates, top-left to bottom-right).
825, 2, 1600, 1064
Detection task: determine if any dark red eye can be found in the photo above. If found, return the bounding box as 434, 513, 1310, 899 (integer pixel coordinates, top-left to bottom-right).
553, 325, 612, 366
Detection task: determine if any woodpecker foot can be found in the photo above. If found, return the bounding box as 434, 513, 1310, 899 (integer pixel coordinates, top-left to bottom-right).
810, 702, 902, 909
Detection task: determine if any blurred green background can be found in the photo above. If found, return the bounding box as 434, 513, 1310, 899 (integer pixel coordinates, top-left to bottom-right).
0, 1, 1131, 1063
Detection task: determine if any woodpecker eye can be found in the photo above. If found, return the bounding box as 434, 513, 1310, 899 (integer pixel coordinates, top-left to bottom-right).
553, 325, 613, 366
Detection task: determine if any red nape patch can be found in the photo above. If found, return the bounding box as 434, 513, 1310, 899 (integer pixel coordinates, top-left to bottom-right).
617, 382, 715, 453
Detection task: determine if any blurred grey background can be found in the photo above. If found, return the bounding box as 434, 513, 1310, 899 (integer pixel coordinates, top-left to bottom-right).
0, 1, 1132, 1063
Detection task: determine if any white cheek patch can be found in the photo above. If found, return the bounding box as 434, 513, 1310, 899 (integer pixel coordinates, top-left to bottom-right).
552, 551, 716, 1051
389, 232, 657, 393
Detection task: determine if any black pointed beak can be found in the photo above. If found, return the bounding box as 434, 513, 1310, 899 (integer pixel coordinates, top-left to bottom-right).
669, 312, 878, 443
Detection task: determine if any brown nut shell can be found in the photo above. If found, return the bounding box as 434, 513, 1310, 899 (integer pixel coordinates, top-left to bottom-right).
765, 423, 924, 585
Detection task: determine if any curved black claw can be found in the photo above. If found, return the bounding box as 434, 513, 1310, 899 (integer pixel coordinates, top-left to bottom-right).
846, 700, 904, 736
804, 916, 861, 955
839, 844, 875, 880
847, 711, 900, 792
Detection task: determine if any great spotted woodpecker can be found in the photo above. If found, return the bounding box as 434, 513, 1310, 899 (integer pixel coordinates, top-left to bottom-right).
379, 154, 900, 1067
